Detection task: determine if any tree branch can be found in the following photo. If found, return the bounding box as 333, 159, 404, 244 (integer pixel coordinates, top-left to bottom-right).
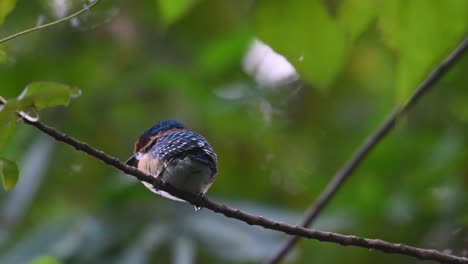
18, 116, 468, 264
0, 0, 103, 44
268, 37, 468, 263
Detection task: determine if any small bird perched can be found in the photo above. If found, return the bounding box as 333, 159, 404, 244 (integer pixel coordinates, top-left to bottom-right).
125, 120, 218, 202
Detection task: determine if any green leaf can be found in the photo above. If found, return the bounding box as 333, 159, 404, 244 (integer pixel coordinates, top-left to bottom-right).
0, 82, 79, 126
18, 82, 81, 110
0, 157, 18, 191
378, 0, 468, 100
28, 256, 62, 264
338, 0, 377, 43
0, 117, 16, 148
255, 0, 346, 89
0, 99, 17, 128
157, 0, 196, 27
0, 0, 16, 26
0, 111, 13, 130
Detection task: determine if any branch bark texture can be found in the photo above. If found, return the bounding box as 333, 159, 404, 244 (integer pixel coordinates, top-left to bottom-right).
268, 37, 468, 263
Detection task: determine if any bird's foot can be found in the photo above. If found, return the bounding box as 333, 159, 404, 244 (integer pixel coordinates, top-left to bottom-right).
192, 193, 205, 211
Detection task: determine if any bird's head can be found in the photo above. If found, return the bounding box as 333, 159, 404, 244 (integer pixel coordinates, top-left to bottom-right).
125, 119, 186, 167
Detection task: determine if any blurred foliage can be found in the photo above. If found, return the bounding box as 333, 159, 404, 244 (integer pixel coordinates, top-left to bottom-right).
29, 255, 62, 264
0, 0, 16, 26
157, 0, 197, 27
378, 0, 468, 99
0, 158, 17, 190
0, 0, 467, 263
255, 0, 346, 88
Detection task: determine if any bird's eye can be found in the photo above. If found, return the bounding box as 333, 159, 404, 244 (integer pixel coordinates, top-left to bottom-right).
135, 152, 143, 160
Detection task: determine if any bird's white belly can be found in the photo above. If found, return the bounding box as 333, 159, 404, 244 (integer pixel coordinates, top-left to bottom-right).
139, 155, 213, 202
162, 157, 213, 194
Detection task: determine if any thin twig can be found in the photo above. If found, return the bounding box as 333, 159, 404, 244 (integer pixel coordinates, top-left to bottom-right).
268, 37, 468, 264
0, 0, 103, 44
18, 116, 468, 264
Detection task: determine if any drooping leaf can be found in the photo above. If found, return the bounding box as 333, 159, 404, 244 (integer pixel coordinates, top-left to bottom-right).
255, 0, 346, 89
157, 0, 197, 27
378, 0, 468, 100
0, 157, 18, 190
0, 118, 16, 148
0, 0, 16, 26
18, 82, 81, 110
0, 99, 18, 127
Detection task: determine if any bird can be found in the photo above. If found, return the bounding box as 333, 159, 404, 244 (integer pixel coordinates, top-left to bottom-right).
125, 120, 218, 202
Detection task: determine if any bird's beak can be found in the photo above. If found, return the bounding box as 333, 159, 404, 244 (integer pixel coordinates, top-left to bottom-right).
125, 154, 139, 167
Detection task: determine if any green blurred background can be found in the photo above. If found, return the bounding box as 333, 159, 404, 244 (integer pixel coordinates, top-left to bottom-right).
1, 0, 468, 263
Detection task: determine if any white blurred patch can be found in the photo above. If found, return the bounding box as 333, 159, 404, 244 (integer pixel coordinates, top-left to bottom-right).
298, 52, 304, 62
36, 15, 45, 27
70, 17, 80, 28
242, 39, 299, 87
215, 82, 248, 100
49, 0, 70, 19
259, 100, 273, 123
71, 164, 83, 173
385, 194, 413, 223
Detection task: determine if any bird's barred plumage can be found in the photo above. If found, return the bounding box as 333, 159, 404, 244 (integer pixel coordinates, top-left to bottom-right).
149, 130, 217, 175
125, 120, 217, 202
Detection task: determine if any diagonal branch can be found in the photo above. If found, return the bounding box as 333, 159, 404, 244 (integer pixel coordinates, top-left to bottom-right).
268, 37, 468, 263
18, 115, 468, 264
0, 0, 103, 44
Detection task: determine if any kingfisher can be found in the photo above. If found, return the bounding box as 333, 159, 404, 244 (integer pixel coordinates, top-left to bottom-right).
125, 120, 218, 202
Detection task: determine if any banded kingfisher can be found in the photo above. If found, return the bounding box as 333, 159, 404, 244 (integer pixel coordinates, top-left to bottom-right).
125, 120, 218, 202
